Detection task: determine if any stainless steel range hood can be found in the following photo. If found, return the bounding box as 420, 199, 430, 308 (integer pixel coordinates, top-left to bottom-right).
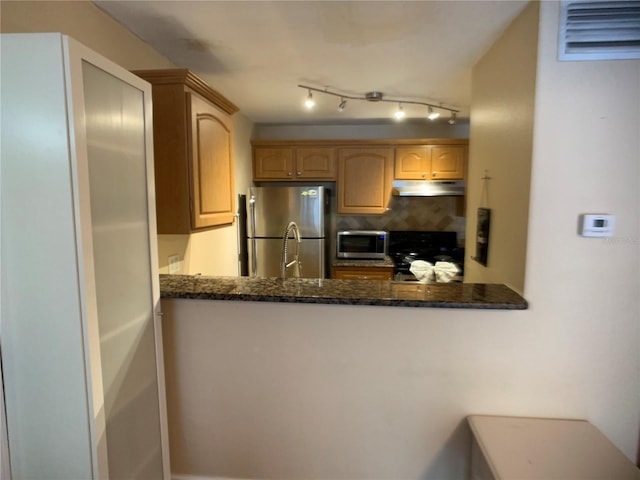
392, 180, 466, 197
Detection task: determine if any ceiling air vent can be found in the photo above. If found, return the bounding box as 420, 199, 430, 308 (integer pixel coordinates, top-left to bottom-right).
559, 0, 640, 60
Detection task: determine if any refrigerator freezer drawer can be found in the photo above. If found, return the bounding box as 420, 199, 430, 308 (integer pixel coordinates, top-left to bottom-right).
248, 238, 325, 278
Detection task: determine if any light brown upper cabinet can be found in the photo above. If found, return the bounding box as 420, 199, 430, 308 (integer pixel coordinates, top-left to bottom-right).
253, 145, 336, 180
395, 145, 466, 180
133, 69, 239, 233
394, 146, 431, 179
296, 147, 337, 179
337, 147, 394, 214
253, 147, 293, 180
251, 139, 467, 216
431, 145, 466, 180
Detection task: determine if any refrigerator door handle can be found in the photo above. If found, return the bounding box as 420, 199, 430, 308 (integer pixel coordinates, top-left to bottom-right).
250, 238, 257, 276
249, 195, 257, 276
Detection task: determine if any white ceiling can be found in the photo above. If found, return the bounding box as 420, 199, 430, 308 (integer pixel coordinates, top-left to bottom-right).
95, 0, 529, 125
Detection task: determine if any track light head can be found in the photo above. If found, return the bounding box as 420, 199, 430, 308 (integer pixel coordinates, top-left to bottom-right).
427, 106, 440, 121
394, 103, 405, 120
338, 98, 347, 112
448, 112, 457, 125
304, 89, 315, 109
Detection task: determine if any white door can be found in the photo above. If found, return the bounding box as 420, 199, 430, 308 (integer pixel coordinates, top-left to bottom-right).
81, 60, 166, 479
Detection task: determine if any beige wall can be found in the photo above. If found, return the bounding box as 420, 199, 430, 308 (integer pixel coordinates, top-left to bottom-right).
463, 2, 538, 293
161, 2, 640, 479
526, 0, 640, 457
1, 0, 256, 277
255, 121, 470, 139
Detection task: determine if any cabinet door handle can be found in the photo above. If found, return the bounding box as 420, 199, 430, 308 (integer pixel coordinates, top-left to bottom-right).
421, 172, 427, 178
432, 172, 438, 177
296, 171, 301, 176
287, 171, 292, 176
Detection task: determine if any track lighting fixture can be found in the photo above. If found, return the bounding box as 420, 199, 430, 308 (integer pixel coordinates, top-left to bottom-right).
427, 106, 440, 121
304, 89, 315, 109
297, 84, 459, 123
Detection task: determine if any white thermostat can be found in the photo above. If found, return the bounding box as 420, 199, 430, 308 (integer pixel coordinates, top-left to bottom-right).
579, 214, 615, 237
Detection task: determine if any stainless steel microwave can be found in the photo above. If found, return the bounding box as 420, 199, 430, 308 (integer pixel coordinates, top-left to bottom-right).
336, 230, 388, 259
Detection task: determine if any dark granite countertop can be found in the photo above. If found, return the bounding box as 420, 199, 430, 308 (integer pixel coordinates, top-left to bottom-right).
332, 256, 395, 268
160, 275, 527, 310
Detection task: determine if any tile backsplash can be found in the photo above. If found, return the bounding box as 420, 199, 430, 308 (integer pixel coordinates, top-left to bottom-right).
335, 196, 466, 245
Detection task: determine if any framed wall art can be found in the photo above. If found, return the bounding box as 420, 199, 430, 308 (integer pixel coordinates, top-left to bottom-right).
474, 208, 491, 266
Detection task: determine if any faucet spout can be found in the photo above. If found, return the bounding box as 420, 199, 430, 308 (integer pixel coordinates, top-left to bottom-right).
281, 221, 302, 279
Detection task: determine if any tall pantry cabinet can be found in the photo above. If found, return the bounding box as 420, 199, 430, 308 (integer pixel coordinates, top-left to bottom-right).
0, 34, 170, 479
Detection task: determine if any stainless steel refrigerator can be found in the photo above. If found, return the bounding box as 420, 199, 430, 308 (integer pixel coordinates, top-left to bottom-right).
247, 185, 326, 278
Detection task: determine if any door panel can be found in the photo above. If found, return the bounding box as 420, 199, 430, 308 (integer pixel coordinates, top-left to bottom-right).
189, 93, 235, 228
254, 147, 293, 179
431, 146, 465, 179
337, 147, 393, 214
83, 61, 164, 479
394, 146, 431, 179
295, 147, 336, 179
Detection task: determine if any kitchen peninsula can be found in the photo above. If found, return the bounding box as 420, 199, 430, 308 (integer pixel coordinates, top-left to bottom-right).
160, 275, 527, 309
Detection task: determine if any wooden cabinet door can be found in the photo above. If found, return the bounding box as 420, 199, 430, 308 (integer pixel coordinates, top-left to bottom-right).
333, 266, 394, 280
254, 147, 294, 179
395, 146, 431, 179
295, 147, 336, 179
189, 93, 235, 228
431, 145, 465, 180
338, 147, 393, 214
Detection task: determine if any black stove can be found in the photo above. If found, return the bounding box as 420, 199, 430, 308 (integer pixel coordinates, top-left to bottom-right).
388, 231, 464, 281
